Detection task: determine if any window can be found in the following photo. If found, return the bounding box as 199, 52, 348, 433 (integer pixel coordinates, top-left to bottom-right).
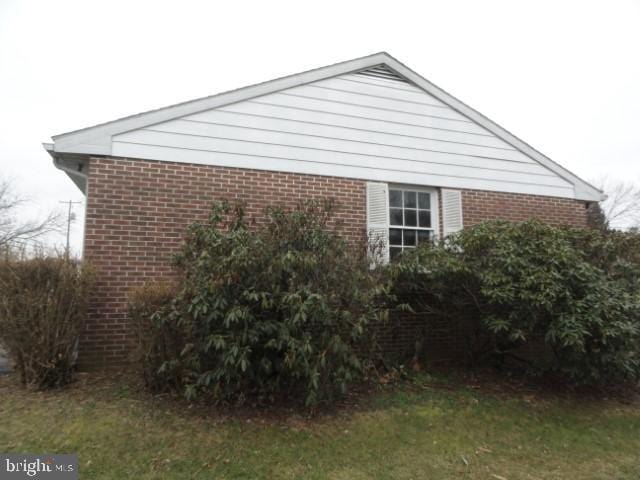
388, 187, 436, 260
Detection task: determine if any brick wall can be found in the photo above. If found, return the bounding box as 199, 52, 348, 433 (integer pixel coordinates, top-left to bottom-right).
83, 156, 366, 367
82, 156, 589, 366
461, 189, 588, 228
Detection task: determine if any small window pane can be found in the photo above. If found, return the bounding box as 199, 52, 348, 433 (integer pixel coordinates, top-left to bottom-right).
404, 191, 417, 208
389, 228, 402, 246
418, 192, 431, 209
390, 247, 402, 261
389, 189, 402, 208
390, 208, 403, 226
419, 210, 431, 228
404, 209, 417, 227
403, 229, 416, 246
418, 230, 432, 244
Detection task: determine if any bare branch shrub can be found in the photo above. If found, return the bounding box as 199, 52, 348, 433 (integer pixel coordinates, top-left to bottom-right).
0, 256, 93, 388
0, 177, 63, 250
593, 177, 640, 230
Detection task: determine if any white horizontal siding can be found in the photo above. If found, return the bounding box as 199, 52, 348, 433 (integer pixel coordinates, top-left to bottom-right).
182, 111, 531, 162
145, 118, 536, 165
112, 72, 575, 198
116, 129, 570, 188
218, 102, 513, 148
251, 93, 488, 134
128, 123, 560, 179
285, 84, 468, 121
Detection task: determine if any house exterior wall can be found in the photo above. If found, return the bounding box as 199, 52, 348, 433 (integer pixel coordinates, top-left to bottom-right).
82, 156, 588, 367
111, 70, 576, 199
82, 156, 366, 367
461, 189, 588, 227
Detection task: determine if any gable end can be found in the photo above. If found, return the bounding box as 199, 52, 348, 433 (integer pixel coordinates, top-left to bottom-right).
45, 52, 604, 202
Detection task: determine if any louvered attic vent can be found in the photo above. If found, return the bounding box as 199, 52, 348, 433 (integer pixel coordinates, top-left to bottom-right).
354, 65, 410, 84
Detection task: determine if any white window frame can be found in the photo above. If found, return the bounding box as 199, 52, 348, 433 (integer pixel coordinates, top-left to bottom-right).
387, 185, 439, 260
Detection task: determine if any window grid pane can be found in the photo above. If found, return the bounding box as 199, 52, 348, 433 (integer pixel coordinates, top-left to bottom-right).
418, 192, 430, 209
403, 229, 416, 247
389, 190, 402, 208
390, 208, 403, 226
404, 209, 417, 227
403, 191, 417, 208
389, 228, 402, 246
418, 210, 431, 228
388, 188, 436, 260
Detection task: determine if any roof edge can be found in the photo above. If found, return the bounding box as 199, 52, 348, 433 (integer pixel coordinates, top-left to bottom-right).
375, 56, 604, 202
46, 51, 605, 202
51, 52, 392, 141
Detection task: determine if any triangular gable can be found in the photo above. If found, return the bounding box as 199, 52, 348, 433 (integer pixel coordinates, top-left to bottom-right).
44, 52, 604, 201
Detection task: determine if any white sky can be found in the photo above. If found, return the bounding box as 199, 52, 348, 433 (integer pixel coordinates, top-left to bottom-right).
1, 0, 639, 253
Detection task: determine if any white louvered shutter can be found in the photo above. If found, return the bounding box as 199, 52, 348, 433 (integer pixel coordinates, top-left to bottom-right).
366, 182, 389, 266
441, 189, 464, 237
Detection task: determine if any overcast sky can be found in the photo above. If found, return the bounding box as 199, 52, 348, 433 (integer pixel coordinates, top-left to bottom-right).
1, 0, 639, 253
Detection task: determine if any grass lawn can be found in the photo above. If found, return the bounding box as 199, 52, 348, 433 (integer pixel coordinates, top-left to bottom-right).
0, 371, 639, 479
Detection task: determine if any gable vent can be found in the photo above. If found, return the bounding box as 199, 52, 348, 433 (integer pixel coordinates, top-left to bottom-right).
354, 65, 409, 84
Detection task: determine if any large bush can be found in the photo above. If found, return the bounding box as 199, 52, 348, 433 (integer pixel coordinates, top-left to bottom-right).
390, 220, 640, 386
130, 201, 384, 405
0, 256, 93, 388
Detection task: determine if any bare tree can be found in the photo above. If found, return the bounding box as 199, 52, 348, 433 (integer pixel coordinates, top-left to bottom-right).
0, 177, 63, 250
592, 177, 640, 231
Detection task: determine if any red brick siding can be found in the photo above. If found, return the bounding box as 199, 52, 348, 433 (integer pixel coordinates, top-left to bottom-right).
460, 189, 588, 228
83, 157, 366, 366
83, 156, 589, 366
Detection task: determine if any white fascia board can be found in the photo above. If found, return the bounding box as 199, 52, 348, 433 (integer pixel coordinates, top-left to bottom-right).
48, 51, 604, 202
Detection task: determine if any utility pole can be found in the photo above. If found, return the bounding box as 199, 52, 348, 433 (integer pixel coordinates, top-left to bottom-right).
60, 200, 82, 258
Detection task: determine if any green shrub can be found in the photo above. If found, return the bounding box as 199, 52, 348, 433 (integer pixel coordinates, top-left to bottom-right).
128, 282, 183, 392
133, 201, 385, 405
390, 220, 640, 386
0, 256, 93, 388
